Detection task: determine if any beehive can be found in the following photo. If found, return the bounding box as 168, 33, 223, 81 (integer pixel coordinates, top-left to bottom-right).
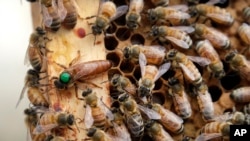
24, 0, 250, 140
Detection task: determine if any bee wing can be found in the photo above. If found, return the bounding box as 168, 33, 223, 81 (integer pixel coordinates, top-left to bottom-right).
110, 5, 129, 21
84, 105, 94, 129
109, 123, 131, 141
129, 0, 144, 13
99, 99, 114, 120
169, 26, 195, 34
41, 4, 53, 27
187, 56, 211, 66
166, 4, 189, 12
179, 63, 196, 81
165, 36, 190, 49
57, 0, 67, 20
204, 30, 229, 47
33, 124, 58, 134
139, 53, 147, 77
16, 82, 28, 108
154, 62, 171, 81
212, 112, 233, 122
164, 10, 190, 19
206, 13, 232, 22
206, 0, 226, 5
137, 104, 161, 119
195, 133, 222, 141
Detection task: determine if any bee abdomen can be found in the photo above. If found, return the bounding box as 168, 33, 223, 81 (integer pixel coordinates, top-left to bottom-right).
127, 113, 144, 137
27, 88, 49, 107
63, 13, 77, 29
50, 18, 61, 32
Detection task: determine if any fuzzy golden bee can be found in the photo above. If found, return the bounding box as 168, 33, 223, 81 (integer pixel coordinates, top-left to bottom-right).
147, 6, 190, 26
150, 0, 169, 7
144, 120, 174, 141
149, 25, 193, 49
123, 44, 166, 66
110, 74, 136, 96
194, 23, 230, 50
193, 82, 214, 121
189, 4, 234, 26
138, 53, 170, 102
147, 103, 184, 134
230, 86, 250, 103
126, 0, 144, 29
195, 40, 225, 79
168, 77, 192, 119
224, 51, 250, 82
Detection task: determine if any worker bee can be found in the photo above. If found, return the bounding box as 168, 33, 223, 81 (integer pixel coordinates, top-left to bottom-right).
200, 121, 231, 140
126, 0, 144, 29
213, 111, 245, 125
189, 4, 234, 26
144, 120, 174, 141
33, 111, 75, 134
61, 0, 78, 29
230, 87, 250, 103
88, 0, 128, 36
40, 0, 66, 32
52, 57, 112, 92
150, 0, 169, 7
110, 74, 136, 96
193, 82, 214, 121
166, 49, 209, 86
123, 44, 166, 66
194, 24, 230, 50
224, 51, 250, 82
16, 69, 49, 108
81, 88, 113, 130
195, 40, 225, 79
242, 7, 250, 24
168, 77, 192, 119
138, 53, 170, 102
147, 103, 184, 134
148, 25, 193, 49
147, 6, 191, 26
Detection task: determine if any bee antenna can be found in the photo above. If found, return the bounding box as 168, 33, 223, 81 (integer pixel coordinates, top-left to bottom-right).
100, 80, 109, 84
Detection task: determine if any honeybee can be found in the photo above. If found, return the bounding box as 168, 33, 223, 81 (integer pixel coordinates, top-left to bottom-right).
189, 4, 234, 26
53, 58, 112, 91
61, 0, 78, 29
148, 25, 193, 49
123, 44, 166, 66
168, 77, 192, 119
150, 0, 169, 7
194, 24, 230, 50
195, 40, 225, 79
147, 103, 184, 134
126, 0, 144, 29
200, 121, 231, 140
147, 6, 191, 26
40, 0, 65, 32
224, 51, 250, 82
33, 111, 75, 134
166, 49, 209, 86
118, 93, 160, 137
110, 74, 136, 96
144, 120, 174, 141
193, 82, 214, 121
89, 0, 128, 36
230, 87, 250, 103
242, 7, 250, 24
81, 88, 113, 130
213, 111, 245, 125
138, 53, 170, 102
16, 69, 49, 108
86, 127, 112, 141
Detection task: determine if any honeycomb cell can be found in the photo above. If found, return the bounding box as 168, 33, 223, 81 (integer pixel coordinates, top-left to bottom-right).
130, 34, 145, 45
220, 71, 241, 90
106, 52, 120, 67
116, 27, 131, 41
114, 14, 126, 26
120, 60, 135, 73
104, 36, 118, 50
106, 22, 117, 34
208, 85, 222, 102
152, 92, 165, 105
108, 69, 122, 80
154, 79, 163, 90
133, 66, 141, 81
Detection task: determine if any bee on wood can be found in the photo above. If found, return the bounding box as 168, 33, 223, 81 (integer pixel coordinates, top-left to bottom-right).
126, 0, 144, 29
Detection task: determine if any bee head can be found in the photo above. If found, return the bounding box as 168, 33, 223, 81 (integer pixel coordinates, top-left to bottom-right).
234, 112, 245, 125
111, 74, 120, 87
221, 123, 230, 136
118, 93, 129, 102
126, 13, 140, 29
123, 47, 130, 59
145, 120, 154, 128
214, 70, 226, 79
24, 108, 35, 115
147, 9, 158, 23
36, 27, 46, 35
149, 26, 159, 37
167, 49, 178, 60
87, 128, 97, 137
54, 72, 71, 89
82, 88, 93, 97
168, 77, 179, 86
92, 25, 102, 35
188, 6, 198, 17
67, 114, 75, 125
138, 85, 150, 97
225, 51, 236, 62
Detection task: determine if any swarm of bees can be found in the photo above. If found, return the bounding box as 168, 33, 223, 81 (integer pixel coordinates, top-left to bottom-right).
19, 0, 250, 140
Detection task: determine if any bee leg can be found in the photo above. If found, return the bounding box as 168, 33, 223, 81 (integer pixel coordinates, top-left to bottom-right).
84, 15, 96, 20
74, 84, 84, 100
69, 50, 81, 67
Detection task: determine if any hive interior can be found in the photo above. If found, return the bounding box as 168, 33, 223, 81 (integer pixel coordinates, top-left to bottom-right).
27, 0, 250, 141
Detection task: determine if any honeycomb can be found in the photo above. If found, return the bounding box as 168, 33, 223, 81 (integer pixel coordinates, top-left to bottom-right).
25, 0, 250, 141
